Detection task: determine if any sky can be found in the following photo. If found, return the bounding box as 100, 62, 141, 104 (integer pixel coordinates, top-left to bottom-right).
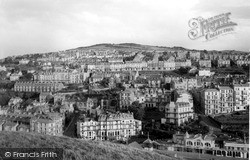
0, 0, 249, 58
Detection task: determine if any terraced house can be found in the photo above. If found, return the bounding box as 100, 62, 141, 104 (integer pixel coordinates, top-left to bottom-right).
34, 68, 89, 84
14, 81, 64, 93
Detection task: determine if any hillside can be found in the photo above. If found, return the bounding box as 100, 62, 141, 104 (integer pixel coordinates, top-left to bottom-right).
0, 131, 175, 160
1, 43, 249, 61
72, 43, 178, 52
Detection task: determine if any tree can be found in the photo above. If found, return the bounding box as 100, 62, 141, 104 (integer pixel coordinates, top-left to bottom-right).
0, 71, 7, 80
230, 60, 237, 67
242, 64, 249, 73
40, 94, 53, 104
174, 67, 191, 75
20, 73, 33, 81
100, 77, 109, 87
211, 60, 218, 68
14, 66, 20, 72
128, 103, 145, 120
0, 93, 11, 106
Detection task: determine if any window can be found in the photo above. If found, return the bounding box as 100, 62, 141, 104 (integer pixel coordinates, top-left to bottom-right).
187, 141, 193, 146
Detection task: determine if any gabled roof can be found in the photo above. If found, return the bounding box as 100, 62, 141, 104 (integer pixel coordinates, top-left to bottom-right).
128, 141, 143, 149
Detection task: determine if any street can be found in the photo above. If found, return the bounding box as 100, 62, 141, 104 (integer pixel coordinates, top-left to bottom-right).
63, 112, 80, 138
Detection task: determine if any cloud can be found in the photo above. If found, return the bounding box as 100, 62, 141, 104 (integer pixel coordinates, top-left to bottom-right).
0, 0, 249, 59
193, 0, 250, 19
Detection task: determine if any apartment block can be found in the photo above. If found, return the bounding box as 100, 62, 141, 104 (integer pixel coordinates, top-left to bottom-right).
203, 86, 235, 115
218, 86, 234, 113
234, 83, 250, 111
203, 89, 220, 115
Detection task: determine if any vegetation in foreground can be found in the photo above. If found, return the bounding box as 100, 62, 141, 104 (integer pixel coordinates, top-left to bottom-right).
0, 131, 175, 160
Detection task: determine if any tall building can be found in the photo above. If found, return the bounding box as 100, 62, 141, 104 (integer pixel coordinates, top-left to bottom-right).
77, 112, 142, 140
234, 83, 250, 111
202, 89, 220, 115
202, 86, 235, 115
218, 86, 234, 113
165, 90, 194, 126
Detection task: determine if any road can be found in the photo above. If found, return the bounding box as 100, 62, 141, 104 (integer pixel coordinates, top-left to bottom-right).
63, 112, 80, 138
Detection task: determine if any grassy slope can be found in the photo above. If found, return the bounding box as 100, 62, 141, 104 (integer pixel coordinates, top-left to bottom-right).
0, 131, 174, 160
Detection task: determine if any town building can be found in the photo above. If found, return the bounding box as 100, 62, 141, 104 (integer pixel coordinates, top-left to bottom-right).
236, 59, 250, 66
174, 59, 192, 69
171, 78, 198, 90
234, 83, 250, 111
202, 86, 235, 115
218, 59, 230, 67
119, 88, 137, 109
34, 69, 89, 84
164, 90, 194, 126
30, 113, 64, 136
185, 133, 217, 150
19, 59, 30, 65
198, 69, 214, 77
171, 132, 249, 158
14, 81, 64, 93
77, 112, 142, 140
10, 71, 22, 81
202, 89, 220, 115
0, 65, 7, 71
218, 86, 234, 113
199, 59, 211, 68
223, 141, 249, 158
1, 121, 19, 131
189, 51, 201, 60
163, 61, 175, 70
8, 97, 23, 107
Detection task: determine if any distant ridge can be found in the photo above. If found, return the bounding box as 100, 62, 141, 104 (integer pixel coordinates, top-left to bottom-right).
1, 43, 249, 60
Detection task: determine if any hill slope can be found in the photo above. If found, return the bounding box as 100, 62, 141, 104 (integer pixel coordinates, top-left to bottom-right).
0, 131, 174, 160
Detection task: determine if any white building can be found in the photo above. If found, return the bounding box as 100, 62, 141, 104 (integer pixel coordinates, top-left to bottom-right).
0, 65, 6, 71
224, 142, 249, 159
234, 83, 250, 111
165, 90, 194, 126
236, 59, 250, 66
10, 71, 22, 81
171, 78, 198, 90
77, 112, 142, 140
185, 133, 217, 149
163, 61, 175, 70
19, 59, 30, 65
218, 86, 234, 113
35, 69, 89, 84
203, 89, 220, 115
203, 86, 235, 115
198, 69, 214, 77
